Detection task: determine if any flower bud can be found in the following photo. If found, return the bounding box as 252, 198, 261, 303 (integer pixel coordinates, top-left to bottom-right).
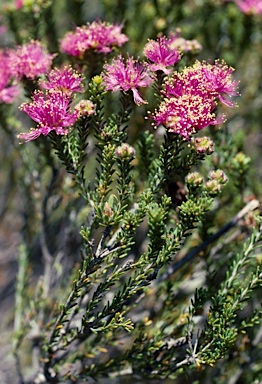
192, 136, 214, 155
208, 169, 228, 185
93, 75, 104, 85
231, 152, 251, 174
115, 143, 135, 159
75, 100, 95, 117
205, 179, 222, 196
185, 172, 204, 189
103, 201, 114, 219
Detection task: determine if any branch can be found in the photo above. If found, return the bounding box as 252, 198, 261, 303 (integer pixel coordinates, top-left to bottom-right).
161, 199, 260, 278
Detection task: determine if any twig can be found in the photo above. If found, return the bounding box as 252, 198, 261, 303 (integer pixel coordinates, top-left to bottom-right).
161, 199, 260, 279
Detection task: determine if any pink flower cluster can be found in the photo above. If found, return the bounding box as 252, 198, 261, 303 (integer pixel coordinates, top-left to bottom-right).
60, 21, 128, 57
0, 40, 55, 104
0, 50, 20, 103
17, 91, 78, 141
102, 34, 191, 105
229, 0, 262, 14
8, 40, 55, 79
39, 66, 83, 95
103, 55, 154, 105
17, 66, 84, 142
143, 36, 181, 75
14, 0, 24, 9
153, 60, 239, 140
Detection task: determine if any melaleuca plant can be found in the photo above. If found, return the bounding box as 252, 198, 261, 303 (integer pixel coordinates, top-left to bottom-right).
0, 2, 261, 384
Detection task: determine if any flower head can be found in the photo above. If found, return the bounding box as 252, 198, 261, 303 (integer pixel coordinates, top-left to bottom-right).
115, 143, 136, 159
103, 55, 154, 105
185, 172, 204, 189
208, 169, 229, 184
205, 169, 228, 196
18, 91, 78, 141
0, 50, 20, 103
40, 66, 84, 95
199, 61, 239, 107
60, 21, 128, 57
15, 0, 24, 9
144, 36, 181, 75
165, 60, 239, 107
8, 40, 55, 80
153, 59, 238, 139
153, 94, 224, 140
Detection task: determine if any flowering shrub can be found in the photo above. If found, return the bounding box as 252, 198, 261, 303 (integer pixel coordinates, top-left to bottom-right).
0, 1, 261, 384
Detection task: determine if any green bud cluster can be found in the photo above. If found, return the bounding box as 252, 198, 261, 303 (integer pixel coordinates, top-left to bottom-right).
185, 171, 204, 190
115, 143, 136, 159
192, 136, 215, 155
75, 99, 96, 117
231, 152, 251, 174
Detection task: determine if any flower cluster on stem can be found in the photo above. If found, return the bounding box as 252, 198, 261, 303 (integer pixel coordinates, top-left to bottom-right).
0, 50, 20, 103
17, 65, 85, 141
168, 28, 203, 53
143, 36, 181, 75
60, 20, 128, 57
102, 55, 154, 105
152, 60, 239, 140
17, 91, 78, 142
8, 40, 55, 79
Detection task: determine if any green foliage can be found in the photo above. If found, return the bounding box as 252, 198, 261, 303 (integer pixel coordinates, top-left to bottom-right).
0, 1, 262, 384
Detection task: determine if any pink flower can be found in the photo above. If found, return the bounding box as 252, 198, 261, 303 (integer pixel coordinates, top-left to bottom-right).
230, 0, 262, 14
103, 55, 154, 105
40, 66, 84, 95
143, 36, 181, 75
8, 40, 55, 80
15, 0, 24, 9
165, 60, 239, 107
0, 85, 20, 104
60, 21, 128, 57
153, 95, 224, 140
152, 59, 238, 139
17, 91, 78, 142
200, 61, 239, 107
60, 29, 89, 57
0, 25, 7, 35
0, 50, 20, 103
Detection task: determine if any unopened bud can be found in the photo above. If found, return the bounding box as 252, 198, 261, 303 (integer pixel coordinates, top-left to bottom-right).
205, 179, 222, 196
93, 75, 103, 85
192, 136, 214, 155
75, 99, 95, 117
185, 172, 204, 189
232, 152, 251, 173
115, 143, 135, 159
208, 170, 228, 185
103, 201, 114, 218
